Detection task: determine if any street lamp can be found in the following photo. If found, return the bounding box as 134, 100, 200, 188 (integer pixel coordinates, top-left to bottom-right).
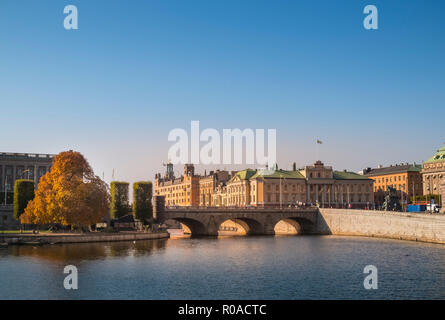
429, 175, 433, 213
4, 176, 7, 206
279, 174, 283, 209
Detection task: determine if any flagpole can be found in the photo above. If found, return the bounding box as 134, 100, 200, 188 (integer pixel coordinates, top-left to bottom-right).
316, 139, 323, 161
317, 143, 319, 161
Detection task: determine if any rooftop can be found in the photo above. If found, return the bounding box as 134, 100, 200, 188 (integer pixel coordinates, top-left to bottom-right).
250, 169, 305, 180
365, 164, 422, 177
424, 146, 445, 164
0, 152, 55, 162
333, 170, 371, 180
230, 169, 257, 181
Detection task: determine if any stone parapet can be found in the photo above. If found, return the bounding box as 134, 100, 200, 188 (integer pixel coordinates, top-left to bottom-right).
317, 208, 445, 244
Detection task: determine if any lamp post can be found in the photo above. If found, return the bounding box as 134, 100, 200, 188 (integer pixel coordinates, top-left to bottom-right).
428, 175, 433, 213
401, 185, 404, 212
4, 176, 7, 206
328, 186, 331, 208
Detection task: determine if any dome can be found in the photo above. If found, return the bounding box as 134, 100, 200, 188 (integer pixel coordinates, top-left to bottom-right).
425, 146, 445, 163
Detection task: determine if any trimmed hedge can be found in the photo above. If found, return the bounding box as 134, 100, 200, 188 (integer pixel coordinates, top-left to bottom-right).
110, 181, 130, 219
13, 179, 35, 220
132, 181, 153, 222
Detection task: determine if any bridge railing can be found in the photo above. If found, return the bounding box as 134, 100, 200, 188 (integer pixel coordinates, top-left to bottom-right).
164, 205, 318, 212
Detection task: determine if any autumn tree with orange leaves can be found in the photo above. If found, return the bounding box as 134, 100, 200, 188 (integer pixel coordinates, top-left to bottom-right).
21, 151, 110, 229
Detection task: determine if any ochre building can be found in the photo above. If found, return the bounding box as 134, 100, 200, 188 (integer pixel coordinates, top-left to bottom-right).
154, 163, 200, 206
364, 163, 423, 207
155, 163, 230, 207
199, 170, 230, 206
156, 161, 374, 209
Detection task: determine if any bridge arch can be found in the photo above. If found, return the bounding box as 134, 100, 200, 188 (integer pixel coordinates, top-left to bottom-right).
274, 218, 302, 235
218, 217, 265, 236
172, 217, 209, 236
274, 216, 315, 235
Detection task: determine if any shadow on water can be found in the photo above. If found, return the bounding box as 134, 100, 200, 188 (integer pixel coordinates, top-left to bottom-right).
0, 239, 168, 263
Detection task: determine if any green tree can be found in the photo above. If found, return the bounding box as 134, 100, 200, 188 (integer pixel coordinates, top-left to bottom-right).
13, 179, 35, 220
132, 181, 153, 222
110, 181, 130, 219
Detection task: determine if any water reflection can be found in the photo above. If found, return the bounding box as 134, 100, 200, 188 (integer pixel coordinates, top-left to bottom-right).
2, 239, 167, 263
1, 235, 445, 299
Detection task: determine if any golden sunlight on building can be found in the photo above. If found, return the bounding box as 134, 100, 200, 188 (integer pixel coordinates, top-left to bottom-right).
154, 161, 374, 209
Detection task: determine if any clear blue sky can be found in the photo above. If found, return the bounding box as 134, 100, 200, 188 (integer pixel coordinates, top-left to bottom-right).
1, 0, 444, 184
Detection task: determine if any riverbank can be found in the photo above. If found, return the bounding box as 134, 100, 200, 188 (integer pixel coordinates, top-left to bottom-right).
0, 231, 170, 246
317, 208, 445, 245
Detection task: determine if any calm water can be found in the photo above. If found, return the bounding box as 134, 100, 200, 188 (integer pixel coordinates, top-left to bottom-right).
1, 234, 445, 299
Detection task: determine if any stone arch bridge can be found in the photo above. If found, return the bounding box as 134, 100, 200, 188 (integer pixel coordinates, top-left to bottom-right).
155, 203, 320, 236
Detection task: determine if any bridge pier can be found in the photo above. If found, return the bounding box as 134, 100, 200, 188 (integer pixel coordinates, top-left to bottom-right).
263, 223, 276, 235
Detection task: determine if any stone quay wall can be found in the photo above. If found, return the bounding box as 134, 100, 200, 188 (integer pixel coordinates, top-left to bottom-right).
0, 231, 170, 245
316, 208, 445, 244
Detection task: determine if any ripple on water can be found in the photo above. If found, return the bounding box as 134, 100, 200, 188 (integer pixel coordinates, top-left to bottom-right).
0, 235, 445, 299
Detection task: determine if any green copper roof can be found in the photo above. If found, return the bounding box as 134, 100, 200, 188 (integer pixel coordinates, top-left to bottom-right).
425, 146, 445, 163
333, 171, 371, 180
230, 169, 257, 181
250, 169, 305, 180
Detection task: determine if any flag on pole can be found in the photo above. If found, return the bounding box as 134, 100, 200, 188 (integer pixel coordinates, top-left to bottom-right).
317, 140, 323, 144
